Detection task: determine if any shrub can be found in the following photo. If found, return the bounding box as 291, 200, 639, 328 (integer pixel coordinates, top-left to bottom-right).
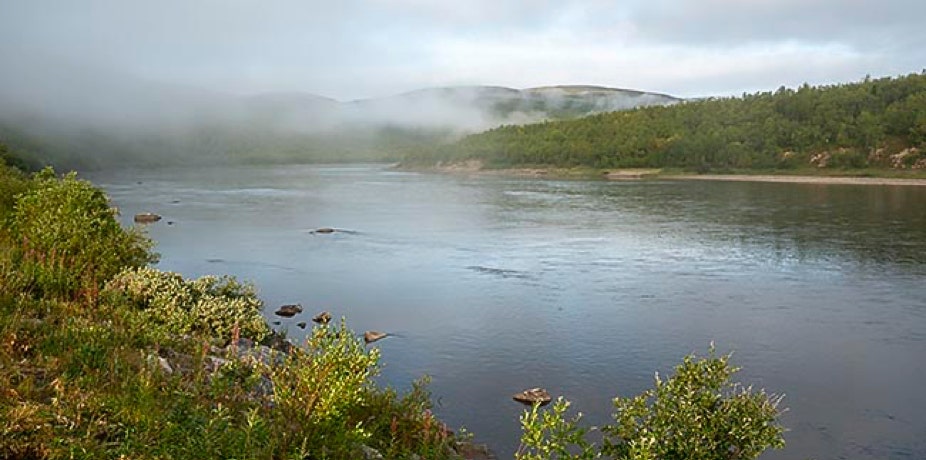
0, 164, 30, 222
517, 397, 597, 460
268, 319, 381, 456
360, 376, 460, 459
105, 266, 270, 342
516, 347, 785, 460
0, 142, 32, 171
6, 168, 155, 300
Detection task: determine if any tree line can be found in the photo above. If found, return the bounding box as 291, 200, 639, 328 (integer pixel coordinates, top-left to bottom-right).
403, 73, 926, 171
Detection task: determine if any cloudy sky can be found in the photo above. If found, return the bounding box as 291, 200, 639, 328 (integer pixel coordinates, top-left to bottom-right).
2, 0, 924, 101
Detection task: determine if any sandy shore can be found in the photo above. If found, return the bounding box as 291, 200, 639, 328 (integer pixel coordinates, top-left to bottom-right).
667, 174, 926, 186
401, 163, 926, 186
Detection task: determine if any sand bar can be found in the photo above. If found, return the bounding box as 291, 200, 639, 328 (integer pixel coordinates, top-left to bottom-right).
666, 174, 926, 186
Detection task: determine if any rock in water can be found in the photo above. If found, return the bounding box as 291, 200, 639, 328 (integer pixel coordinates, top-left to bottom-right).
364, 331, 388, 344
312, 311, 332, 324
512, 388, 552, 406
313, 227, 336, 234
296, 322, 307, 329
275, 304, 303, 317
134, 212, 162, 223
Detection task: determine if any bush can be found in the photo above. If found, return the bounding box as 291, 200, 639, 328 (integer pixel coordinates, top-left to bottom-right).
267, 319, 382, 457
105, 266, 270, 342
516, 347, 785, 460
0, 141, 32, 171
265, 320, 459, 459
5, 168, 155, 300
0, 164, 30, 222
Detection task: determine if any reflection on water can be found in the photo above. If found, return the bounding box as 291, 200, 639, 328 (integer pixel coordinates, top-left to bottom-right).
91, 164, 926, 460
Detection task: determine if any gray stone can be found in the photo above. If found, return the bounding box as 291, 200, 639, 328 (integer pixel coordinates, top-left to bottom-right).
157, 357, 173, 375
358, 444, 384, 460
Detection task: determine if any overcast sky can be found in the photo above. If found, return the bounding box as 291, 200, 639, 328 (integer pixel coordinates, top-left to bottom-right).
2, 0, 924, 101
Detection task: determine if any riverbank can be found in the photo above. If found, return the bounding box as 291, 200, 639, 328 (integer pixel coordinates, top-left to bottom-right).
665, 174, 926, 186
401, 161, 926, 185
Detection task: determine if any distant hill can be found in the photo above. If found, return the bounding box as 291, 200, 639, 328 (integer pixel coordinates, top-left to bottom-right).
346, 85, 680, 129
0, 57, 681, 169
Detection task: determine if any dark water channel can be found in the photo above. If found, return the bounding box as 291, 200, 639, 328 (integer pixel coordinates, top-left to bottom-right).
91, 164, 926, 459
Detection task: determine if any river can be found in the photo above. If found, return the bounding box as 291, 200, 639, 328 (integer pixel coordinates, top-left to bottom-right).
90, 164, 926, 459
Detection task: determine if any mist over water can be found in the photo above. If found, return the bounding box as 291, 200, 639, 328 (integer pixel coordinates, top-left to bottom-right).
0, 50, 679, 170
91, 164, 926, 460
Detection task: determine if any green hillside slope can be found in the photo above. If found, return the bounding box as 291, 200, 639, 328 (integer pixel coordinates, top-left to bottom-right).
407, 73, 926, 173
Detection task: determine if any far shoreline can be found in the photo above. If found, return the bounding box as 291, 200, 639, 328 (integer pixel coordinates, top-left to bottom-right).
664, 174, 926, 186
398, 162, 926, 186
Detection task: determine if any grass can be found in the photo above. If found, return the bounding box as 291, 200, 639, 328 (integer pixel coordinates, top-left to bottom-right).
0, 289, 466, 459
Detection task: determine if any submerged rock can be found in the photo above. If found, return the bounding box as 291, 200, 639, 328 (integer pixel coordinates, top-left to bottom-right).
134, 212, 162, 223
512, 388, 552, 406
312, 227, 336, 234
275, 304, 303, 317
312, 311, 332, 324
363, 331, 388, 344
296, 322, 307, 329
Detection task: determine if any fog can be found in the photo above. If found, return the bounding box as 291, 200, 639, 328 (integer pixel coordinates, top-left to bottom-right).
0, 50, 678, 169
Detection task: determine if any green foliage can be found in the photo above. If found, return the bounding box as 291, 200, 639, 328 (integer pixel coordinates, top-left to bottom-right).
0, 141, 33, 171
517, 397, 598, 460
3, 168, 155, 300
516, 348, 785, 460
0, 161, 31, 224
263, 320, 455, 459
411, 73, 926, 172
266, 319, 380, 456
105, 266, 270, 342
1, 292, 462, 459
604, 349, 785, 459
360, 376, 462, 459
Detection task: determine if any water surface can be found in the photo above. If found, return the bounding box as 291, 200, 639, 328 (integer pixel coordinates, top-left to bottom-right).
91, 164, 926, 459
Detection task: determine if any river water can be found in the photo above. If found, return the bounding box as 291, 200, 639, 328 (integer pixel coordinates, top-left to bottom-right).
90, 164, 926, 459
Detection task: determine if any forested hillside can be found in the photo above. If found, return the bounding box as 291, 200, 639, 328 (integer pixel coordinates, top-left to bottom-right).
406, 73, 926, 172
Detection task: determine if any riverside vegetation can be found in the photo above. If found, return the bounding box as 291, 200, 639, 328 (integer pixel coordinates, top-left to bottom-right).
402, 73, 926, 176
0, 146, 785, 459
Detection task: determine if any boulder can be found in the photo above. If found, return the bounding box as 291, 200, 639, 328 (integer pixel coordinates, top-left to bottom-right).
512, 388, 552, 406
134, 212, 162, 223
312, 311, 332, 324
364, 331, 388, 344
275, 304, 303, 317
